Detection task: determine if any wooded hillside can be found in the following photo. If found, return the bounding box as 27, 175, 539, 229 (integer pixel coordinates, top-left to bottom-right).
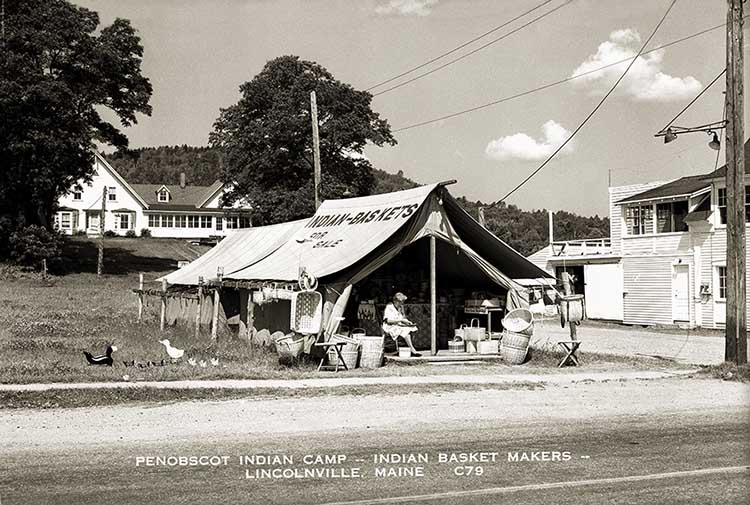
106, 146, 609, 256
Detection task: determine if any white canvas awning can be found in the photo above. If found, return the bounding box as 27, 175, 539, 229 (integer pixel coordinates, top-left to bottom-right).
163, 219, 307, 285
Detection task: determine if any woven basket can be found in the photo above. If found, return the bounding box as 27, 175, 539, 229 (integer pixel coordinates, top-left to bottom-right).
501, 330, 530, 364
502, 309, 534, 336
290, 290, 323, 335
274, 334, 305, 359
355, 335, 384, 369
463, 318, 486, 341
477, 340, 499, 355
328, 348, 359, 369
448, 337, 464, 353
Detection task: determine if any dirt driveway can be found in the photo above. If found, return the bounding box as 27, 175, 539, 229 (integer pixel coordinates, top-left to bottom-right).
532, 319, 726, 365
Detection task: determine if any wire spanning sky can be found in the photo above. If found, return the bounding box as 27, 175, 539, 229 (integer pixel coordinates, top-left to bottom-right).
76, 0, 748, 217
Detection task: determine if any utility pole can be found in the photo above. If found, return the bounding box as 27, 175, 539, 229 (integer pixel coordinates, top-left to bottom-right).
97, 186, 107, 276
310, 90, 322, 210
725, 0, 746, 365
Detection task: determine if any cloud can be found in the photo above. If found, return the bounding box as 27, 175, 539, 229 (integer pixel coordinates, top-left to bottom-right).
571, 28, 702, 101
375, 0, 440, 16
485, 120, 573, 161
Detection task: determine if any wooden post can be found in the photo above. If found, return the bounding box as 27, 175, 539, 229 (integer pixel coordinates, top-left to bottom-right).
159, 278, 167, 331
211, 268, 223, 340
548, 210, 554, 248
558, 270, 576, 341
195, 276, 204, 338
310, 90, 322, 209
97, 186, 107, 276
41, 258, 47, 279
725, 0, 747, 365
430, 235, 437, 356
247, 296, 255, 344
137, 273, 144, 322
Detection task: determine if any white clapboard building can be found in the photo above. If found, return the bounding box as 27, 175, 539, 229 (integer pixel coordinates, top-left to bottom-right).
54, 152, 252, 238
529, 140, 750, 329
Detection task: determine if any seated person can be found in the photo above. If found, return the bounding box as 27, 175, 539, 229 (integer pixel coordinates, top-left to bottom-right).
382, 292, 421, 357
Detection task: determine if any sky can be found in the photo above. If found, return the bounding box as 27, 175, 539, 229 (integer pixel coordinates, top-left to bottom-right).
75, 0, 749, 217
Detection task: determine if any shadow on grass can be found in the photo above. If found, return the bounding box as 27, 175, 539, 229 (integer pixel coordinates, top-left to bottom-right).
60, 238, 189, 275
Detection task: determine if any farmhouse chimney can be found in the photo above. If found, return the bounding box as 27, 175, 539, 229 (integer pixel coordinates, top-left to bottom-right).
179, 172, 186, 189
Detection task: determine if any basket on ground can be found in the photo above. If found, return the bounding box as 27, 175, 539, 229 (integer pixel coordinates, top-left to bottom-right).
502, 308, 534, 336
448, 336, 464, 353
327, 347, 359, 369
354, 335, 384, 368
501, 330, 530, 364
274, 334, 306, 359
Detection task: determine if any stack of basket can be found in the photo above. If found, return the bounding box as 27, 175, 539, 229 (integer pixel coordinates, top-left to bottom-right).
501, 309, 534, 365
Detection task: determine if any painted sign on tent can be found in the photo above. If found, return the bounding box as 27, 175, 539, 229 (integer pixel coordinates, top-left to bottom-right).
228, 184, 438, 282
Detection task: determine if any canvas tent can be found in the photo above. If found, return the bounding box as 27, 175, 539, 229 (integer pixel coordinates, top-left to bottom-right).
162, 183, 552, 354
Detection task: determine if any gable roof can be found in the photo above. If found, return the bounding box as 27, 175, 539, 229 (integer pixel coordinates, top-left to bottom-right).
618, 138, 750, 205
129, 181, 224, 208
94, 152, 150, 209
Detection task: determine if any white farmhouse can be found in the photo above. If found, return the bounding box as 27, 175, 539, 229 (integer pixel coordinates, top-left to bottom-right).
529, 140, 750, 329
54, 152, 252, 238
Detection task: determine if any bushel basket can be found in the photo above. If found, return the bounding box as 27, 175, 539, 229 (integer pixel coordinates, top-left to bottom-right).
500, 330, 530, 365
502, 308, 534, 336
354, 335, 384, 369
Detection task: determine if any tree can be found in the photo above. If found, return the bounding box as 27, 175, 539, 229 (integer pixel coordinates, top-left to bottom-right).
210, 55, 396, 225
0, 0, 152, 240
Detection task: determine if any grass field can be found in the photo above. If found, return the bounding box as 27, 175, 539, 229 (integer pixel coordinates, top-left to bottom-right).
0, 237, 687, 391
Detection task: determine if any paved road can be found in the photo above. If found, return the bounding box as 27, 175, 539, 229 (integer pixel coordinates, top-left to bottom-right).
1, 378, 748, 504
532, 319, 727, 365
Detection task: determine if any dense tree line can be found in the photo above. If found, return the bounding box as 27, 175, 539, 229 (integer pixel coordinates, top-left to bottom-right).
107, 146, 609, 256
107, 145, 222, 186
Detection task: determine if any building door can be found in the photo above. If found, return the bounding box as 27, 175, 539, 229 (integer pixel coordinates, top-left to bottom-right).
583, 263, 623, 321
672, 264, 690, 322
86, 211, 101, 234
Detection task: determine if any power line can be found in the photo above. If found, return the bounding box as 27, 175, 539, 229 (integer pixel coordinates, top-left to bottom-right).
372, 0, 573, 97
659, 68, 726, 131
393, 20, 728, 133
366, 0, 554, 92
496, 0, 679, 204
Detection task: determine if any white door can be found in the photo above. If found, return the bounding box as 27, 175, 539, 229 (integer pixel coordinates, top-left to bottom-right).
87, 212, 101, 234
672, 264, 690, 321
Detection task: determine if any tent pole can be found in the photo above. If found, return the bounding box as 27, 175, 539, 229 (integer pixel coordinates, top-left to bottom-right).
430, 235, 437, 356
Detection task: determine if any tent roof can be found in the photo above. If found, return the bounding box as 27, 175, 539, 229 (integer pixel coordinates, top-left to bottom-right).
163, 184, 552, 287
162, 219, 306, 285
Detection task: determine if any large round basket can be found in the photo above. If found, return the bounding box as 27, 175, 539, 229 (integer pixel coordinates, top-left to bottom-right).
502, 308, 534, 336
501, 330, 530, 365
328, 348, 359, 369
274, 335, 305, 359
355, 335, 384, 369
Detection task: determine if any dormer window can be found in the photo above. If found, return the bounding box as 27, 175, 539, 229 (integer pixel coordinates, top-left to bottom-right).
157, 187, 170, 203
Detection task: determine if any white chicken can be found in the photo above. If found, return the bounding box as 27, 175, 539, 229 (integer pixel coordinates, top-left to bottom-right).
198, 360, 207, 368
210, 358, 219, 367
159, 339, 184, 360
187, 357, 197, 367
